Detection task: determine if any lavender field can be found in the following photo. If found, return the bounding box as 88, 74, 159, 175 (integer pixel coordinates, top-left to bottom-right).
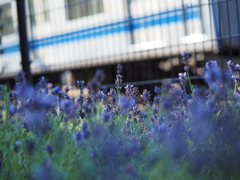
1, 52, 240, 179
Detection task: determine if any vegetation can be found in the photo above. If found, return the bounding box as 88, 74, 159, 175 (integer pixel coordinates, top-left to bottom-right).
0, 52, 240, 179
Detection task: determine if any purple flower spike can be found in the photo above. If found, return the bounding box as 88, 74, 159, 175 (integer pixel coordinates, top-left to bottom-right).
125, 84, 139, 98
15, 71, 26, 85
88, 79, 100, 94
36, 76, 48, 89
73, 131, 84, 144
95, 90, 106, 101
154, 86, 161, 94
118, 95, 135, 109
178, 72, 187, 85
181, 51, 190, 64
132, 105, 141, 116
108, 88, 117, 103
227, 60, 235, 73
60, 99, 74, 114
10, 105, 17, 116
51, 86, 63, 96
154, 96, 160, 105
95, 70, 105, 82
104, 104, 113, 113
117, 64, 123, 74
205, 60, 218, 70
102, 112, 113, 123
204, 60, 222, 89
76, 80, 85, 93
140, 89, 151, 101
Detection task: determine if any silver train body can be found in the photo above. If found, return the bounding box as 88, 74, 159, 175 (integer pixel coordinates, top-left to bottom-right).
0, 0, 239, 79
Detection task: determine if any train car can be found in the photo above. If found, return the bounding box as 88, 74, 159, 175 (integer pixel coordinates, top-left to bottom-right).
0, 0, 239, 83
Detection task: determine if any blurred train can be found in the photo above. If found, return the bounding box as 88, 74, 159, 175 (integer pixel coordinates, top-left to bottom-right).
0, 0, 240, 85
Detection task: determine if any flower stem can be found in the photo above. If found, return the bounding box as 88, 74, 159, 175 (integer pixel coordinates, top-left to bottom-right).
183, 85, 187, 95
234, 80, 238, 93
186, 70, 193, 95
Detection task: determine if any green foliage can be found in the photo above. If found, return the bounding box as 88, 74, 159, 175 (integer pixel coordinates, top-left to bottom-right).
1, 57, 240, 179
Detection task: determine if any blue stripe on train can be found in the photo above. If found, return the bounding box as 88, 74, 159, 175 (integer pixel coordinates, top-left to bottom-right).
1, 7, 199, 54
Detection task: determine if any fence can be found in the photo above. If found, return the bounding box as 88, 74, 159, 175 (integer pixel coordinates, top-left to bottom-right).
0, 0, 240, 90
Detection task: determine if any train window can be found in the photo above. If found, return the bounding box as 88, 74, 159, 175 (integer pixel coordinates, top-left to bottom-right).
43, 0, 50, 22
28, 0, 36, 26
0, 3, 13, 36
66, 0, 103, 20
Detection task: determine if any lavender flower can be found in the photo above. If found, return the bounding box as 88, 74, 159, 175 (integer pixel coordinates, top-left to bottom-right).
78, 109, 85, 119
181, 51, 190, 64
231, 74, 240, 82
178, 72, 187, 86
158, 122, 167, 132
125, 85, 139, 98
172, 88, 184, 101
102, 112, 113, 123
64, 86, 71, 93
154, 86, 161, 94
86, 96, 93, 105
76, 80, 85, 93
88, 70, 105, 94
76, 95, 84, 106
9, 91, 18, 103
132, 105, 141, 116
153, 96, 160, 105
117, 63, 123, 74
95, 90, 106, 101
88, 79, 100, 94
15, 71, 26, 85
115, 74, 123, 88
162, 97, 173, 110
51, 86, 63, 96
73, 131, 84, 145
10, 105, 17, 116
227, 60, 235, 73
108, 88, 116, 104
118, 95, 135, 109
16, 84, 35, 99
84, 105, 92, 114
205, 60, 218, 69
36, 76, 48, 90
95, 70, 105, 82
27, 95, 55, 111
60, 99, 74, 114
104, 104, 114, 113
204, 60, 222, 89
140, 89, 151, 101
227, 60, 240, 73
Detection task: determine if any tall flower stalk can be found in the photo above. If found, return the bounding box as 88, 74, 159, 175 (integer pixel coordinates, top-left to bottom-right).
227, 60, 240, 93
178, 72, 187, 95
115, 63, 123, 96
181, 51, 193, 94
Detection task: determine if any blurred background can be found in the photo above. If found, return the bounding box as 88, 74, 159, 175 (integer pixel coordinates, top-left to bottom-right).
0, 0, 240, 92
